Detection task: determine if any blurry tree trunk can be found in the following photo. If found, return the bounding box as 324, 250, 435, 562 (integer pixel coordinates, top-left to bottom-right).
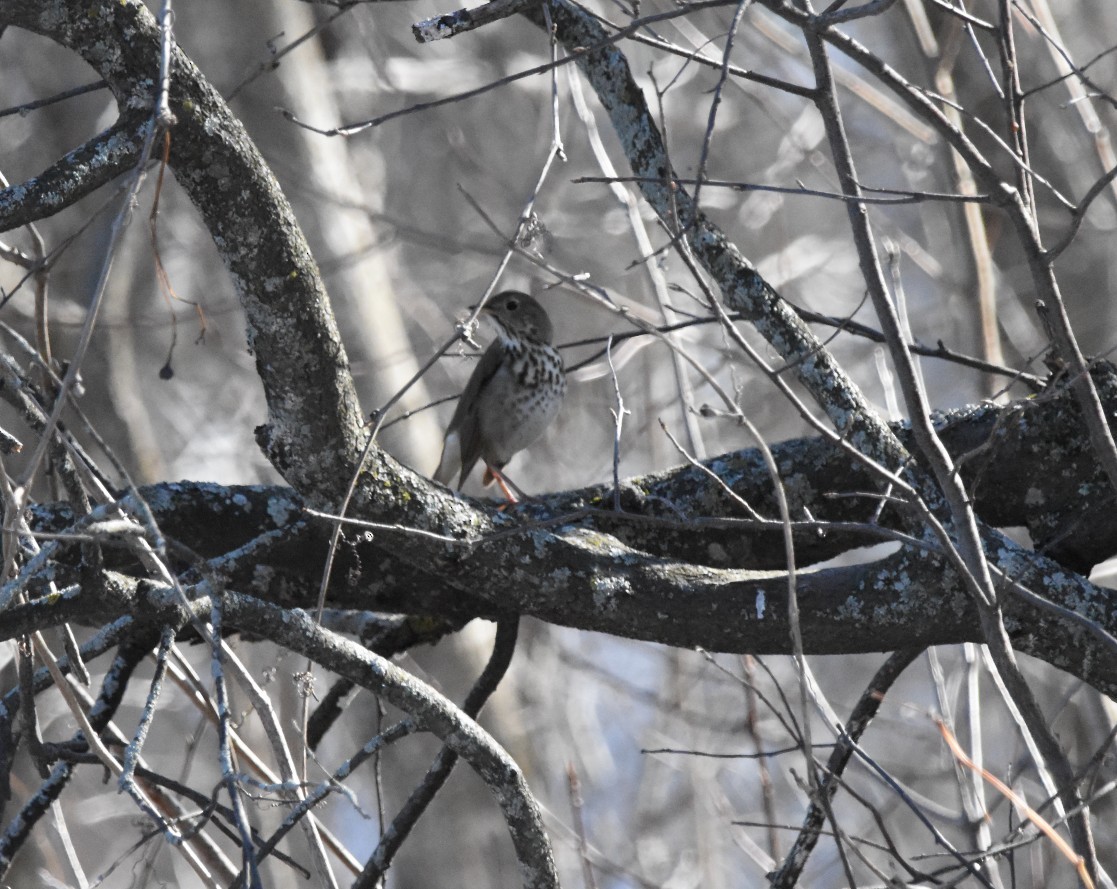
261, 1, 439, 468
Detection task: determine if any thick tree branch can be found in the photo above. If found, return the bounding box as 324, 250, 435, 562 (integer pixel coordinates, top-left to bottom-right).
6, 509, 1117, 699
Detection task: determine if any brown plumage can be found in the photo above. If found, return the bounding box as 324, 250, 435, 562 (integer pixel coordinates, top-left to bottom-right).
434, 291, 566, 496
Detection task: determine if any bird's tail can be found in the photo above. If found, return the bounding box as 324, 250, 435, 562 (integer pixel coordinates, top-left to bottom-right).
432, 432, 460, 487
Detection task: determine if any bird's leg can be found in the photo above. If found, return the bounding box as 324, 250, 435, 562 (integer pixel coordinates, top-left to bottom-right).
483, 465, 520, 504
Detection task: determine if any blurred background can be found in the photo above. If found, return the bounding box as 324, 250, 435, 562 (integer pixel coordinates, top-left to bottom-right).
3, 0, 1117, 886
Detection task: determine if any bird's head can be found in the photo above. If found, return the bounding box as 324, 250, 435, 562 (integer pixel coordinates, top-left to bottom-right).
481, 291, 555, 345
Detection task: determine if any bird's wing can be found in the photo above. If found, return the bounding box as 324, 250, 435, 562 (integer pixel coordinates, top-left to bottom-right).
433, 342, 504, 487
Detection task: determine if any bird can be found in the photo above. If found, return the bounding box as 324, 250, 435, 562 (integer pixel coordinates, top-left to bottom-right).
434, 291, 566, 501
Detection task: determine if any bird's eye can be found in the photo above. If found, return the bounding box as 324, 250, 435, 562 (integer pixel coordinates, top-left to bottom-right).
505, 297, 519, 311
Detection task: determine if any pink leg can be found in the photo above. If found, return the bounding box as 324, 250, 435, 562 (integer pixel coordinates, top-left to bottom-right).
483, 465, 519, 504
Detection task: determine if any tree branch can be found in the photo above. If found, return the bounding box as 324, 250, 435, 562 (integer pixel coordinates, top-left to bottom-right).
0, 112, 149, 232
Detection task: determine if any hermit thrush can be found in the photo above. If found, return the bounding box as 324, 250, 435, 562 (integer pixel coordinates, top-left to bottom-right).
434, 291, 566, 499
